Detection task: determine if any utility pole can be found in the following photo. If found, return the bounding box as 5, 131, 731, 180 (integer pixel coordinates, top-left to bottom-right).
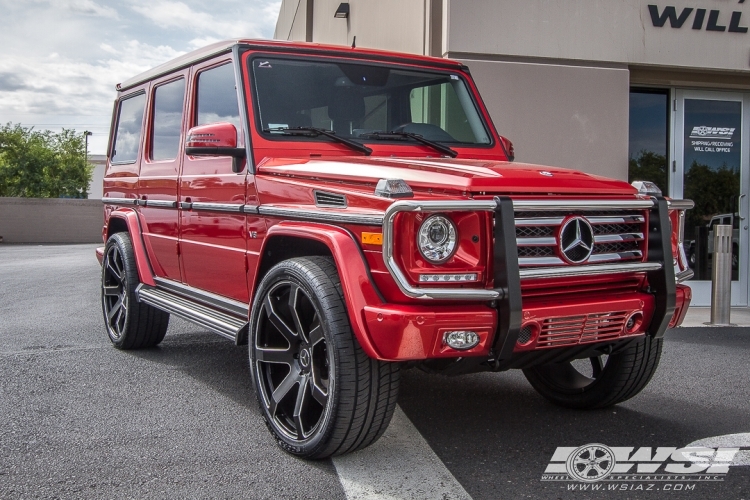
84, 131, 92, 163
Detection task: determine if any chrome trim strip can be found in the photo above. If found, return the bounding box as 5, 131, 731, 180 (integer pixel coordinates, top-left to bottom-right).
241, 205, 259, 214
513, 200, 655, 211
587, 251, 643, 263
594, 233, 644, 244
676, 268, 694, 284
667, 199, 695, 210
259, 206, 385, 226
518, 256, 564, 266
382, 200, 500, 300
587, 215, 645, 224
519, 262, 662, 280
101, 197, 136, 206
145, 200, 178, 208
190, 202, 244, 213
153, 277, 248, 317
515, 217, 565, 226
517, 237, 556, 246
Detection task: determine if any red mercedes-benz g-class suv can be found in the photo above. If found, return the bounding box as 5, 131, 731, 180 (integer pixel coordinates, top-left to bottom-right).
97, 39, 693, 459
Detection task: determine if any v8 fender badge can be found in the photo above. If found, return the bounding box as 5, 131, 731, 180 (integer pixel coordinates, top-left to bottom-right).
539, 171, 553, 177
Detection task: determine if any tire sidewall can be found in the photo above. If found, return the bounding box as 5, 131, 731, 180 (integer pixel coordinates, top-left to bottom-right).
102, 233, 136, 348
248, 259, 345, 457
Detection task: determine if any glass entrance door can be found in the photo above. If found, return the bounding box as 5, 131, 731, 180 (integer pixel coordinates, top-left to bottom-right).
672, 90, 749, 306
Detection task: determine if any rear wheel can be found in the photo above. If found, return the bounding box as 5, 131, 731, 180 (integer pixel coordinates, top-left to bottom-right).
101, 232, 169, 349
249, 257, 400, 459
522, 336, 663, 409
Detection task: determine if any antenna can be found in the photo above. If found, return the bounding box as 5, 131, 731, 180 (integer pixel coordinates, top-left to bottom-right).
351, 36, 356, 49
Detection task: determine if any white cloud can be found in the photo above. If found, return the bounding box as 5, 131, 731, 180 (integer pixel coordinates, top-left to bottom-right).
0, 0, 281, 153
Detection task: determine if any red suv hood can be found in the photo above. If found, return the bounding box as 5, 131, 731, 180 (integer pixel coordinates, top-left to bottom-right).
258, 157, 636, 196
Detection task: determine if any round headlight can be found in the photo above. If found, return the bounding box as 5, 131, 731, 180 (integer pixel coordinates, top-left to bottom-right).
417, 215, 457, 263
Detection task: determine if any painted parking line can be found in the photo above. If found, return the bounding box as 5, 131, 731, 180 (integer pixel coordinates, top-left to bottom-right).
332, 406, 472, 500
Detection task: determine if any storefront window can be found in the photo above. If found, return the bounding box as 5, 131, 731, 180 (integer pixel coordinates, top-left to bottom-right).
628, 89, 670, 194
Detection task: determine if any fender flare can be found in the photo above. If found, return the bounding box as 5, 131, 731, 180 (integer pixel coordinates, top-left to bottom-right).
107, 208, 156, 287
254, 222, 385, 359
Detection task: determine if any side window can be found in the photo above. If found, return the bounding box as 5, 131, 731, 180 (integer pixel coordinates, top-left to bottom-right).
111, 93, 146, 164
196, 63, 241, 129
151, 78, 185, 161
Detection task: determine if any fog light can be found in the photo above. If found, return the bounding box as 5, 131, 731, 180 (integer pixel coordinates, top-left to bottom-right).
624, 312, 644, 334
443, 331, 480, 350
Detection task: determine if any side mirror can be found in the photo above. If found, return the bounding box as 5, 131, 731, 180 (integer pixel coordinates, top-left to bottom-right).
185, 122, 246, 172
499, 136, 515, 162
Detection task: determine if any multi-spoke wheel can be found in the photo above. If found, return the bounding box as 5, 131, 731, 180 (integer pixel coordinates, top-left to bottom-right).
101, 232, 169, 349
522, 335, 663, 409
249, 257, 400, 459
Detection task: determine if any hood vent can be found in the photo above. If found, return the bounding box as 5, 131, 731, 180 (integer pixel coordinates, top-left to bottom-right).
314, 190, 347, 208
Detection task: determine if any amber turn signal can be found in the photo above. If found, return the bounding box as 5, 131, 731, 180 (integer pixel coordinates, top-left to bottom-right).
361, 232, 383, 245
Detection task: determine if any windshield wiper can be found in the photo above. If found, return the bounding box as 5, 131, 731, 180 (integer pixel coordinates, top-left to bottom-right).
358, 131, 458, 158
263, 126, 372, 155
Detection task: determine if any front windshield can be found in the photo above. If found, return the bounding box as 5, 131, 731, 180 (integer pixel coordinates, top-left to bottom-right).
250, 57, 491, 145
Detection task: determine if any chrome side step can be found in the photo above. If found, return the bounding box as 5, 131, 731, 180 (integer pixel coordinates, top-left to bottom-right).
136, 285, 248, 341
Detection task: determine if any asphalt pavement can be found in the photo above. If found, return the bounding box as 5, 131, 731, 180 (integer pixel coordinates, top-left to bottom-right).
1, 244, 749, 499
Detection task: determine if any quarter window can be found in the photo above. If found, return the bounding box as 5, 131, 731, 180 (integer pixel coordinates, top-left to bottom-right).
151, 78, 185, 161
196, 63, 241, 129
111, 93, 146, 164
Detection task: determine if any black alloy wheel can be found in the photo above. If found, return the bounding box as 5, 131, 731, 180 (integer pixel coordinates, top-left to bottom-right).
254, 280, 331, 441
249, 257, 400, 459
100, 232, 169, 350
523, 335, 663, 409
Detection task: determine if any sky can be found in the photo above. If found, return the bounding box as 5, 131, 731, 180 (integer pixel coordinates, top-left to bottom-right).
0, 0, 281, 154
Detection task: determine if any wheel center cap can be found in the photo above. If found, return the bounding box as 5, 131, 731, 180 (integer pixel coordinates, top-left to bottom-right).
299, 348, 311, 369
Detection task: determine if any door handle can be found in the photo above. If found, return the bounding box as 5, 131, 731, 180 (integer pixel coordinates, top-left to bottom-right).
739, 193, 746, 221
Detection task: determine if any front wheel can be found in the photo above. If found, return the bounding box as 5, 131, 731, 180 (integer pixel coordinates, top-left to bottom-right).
249, 257, 400, 459
522, 336, 663, 409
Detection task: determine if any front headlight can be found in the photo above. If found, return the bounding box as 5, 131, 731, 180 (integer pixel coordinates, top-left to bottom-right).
417, 214, 457, 263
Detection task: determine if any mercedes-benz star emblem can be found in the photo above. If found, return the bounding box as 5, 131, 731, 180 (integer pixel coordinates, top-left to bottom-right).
559, 217, 594, 264
539, 171, 553, 177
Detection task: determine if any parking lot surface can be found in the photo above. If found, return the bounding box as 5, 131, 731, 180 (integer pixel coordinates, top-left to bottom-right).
1, 244, 749, 499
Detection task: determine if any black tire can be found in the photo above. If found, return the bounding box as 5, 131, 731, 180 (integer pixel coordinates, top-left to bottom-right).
522, 336, 663, 409
101, 232, 169, 349
249, 257, 400, 459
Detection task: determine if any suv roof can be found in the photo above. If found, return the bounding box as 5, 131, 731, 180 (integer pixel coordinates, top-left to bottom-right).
117, 39, 466, 92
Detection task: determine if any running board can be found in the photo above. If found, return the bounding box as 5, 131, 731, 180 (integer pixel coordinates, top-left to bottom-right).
135, 285, 248, 341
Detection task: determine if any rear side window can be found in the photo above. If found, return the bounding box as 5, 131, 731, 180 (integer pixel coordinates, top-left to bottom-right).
196, 63, 240, 128
151, 78, 185, 161
111, 93, 146, 164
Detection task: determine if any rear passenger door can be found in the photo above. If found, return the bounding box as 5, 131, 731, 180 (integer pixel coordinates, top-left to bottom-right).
138, 72, 187, 281
179, 59, 249, 302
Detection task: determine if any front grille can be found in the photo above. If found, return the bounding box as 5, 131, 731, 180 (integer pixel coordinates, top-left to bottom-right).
537, 311, 628, 348
515, 210, 646, 268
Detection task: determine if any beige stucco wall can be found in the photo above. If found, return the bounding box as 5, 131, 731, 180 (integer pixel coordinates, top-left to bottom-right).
276, 0, 429, 54
445, 0, 750, 73
466, 60, 631, 179
0, 198, 102, 244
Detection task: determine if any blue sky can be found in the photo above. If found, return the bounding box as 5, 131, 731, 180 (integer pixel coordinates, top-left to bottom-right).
0, 0, 280, 154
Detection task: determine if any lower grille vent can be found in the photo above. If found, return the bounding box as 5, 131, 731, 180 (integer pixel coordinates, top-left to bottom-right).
537, 311, 628, 348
